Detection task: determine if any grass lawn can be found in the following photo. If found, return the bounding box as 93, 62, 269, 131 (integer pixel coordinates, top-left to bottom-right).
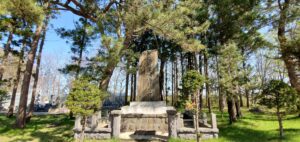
0, 110, 299, 142
0, 114, 74, 142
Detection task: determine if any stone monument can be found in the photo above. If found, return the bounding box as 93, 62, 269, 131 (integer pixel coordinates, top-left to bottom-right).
119, 49, 172, 137
136, 50, 160, 101
73, 49, 219, 141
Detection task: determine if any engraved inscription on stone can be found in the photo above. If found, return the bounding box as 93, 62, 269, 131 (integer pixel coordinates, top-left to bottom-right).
137, 50, 160, 101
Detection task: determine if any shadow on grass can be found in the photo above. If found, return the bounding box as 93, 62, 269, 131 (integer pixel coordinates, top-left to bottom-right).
219, 124, 272, 142
0, 114, 74, 142
218, 120, 300, 142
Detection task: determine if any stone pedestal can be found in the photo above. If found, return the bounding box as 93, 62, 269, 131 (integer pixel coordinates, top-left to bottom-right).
167, 109, 177, 138
111, 110, 121, 138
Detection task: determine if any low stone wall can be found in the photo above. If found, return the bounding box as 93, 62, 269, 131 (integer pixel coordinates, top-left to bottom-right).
177, 127, 219, 140
121, 114, 168, 133
74, 128, 111, 139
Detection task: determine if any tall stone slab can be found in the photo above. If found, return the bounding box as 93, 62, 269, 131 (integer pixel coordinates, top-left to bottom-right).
137, 50, 160, 101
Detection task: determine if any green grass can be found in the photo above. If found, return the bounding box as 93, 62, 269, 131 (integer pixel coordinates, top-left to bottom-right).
0, 110, 299, 142
171, 110, 300, 142
208, 112, 300, 142
0, 114, 74, 142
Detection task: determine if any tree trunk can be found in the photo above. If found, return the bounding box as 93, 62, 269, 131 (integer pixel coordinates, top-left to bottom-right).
198, 53, 203, 111
235, 96, 242, 118
277, 0, 300, 116
180, 52, 185, 78
130, 74, 134, 101
187, 53, 193, 70
99, 67, 114, 90
204, 52, 211, 113
133, 73, 137, 101
6, 36, 26, 118
99, 29, 132, 91
174, 56, 178, 105
26, 20, 48, 122
277, 108, 284, 138
15, 23, 44, 129
227, 96, 237, 124
241, 48, 247, 108
0, 29, 14, 81
195, 91, 200, 142
159, 60, 165, 101
171, 61, 174, 105
246, 90, 250, 108
239, 93, 243, 107
165, 62, 168, 103
125, 72, 129, 105
216, 55, 224, 113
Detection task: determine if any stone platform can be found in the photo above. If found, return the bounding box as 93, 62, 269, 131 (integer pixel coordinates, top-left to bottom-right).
120, 101, 173, 133
121, 101, 172, 114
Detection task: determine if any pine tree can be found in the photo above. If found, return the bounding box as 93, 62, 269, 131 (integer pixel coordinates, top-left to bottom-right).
14, 0, 47, 129
26, 13, 50, 122
219, 42, 244, 124
259, 80, 299, 138
66, 77, 107, 142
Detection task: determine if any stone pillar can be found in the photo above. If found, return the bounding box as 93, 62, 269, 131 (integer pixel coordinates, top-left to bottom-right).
97, 110, 102, 119
91, 113, 98, 129
211, 113, 217, 129
75, 116, 82, 130
177, 113, 183, 128
111, 110, 121, 138
167, 109, 177, 138
193, 115, 197, 129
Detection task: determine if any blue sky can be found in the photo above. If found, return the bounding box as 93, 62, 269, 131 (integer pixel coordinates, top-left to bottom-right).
43, 11, 78, 68
43, 11, 100, 69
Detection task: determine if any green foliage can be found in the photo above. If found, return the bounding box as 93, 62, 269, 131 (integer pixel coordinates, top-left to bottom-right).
124, 0, 209, 52
66, 77, 107, 117
0, 89, 8, 108
259, 80, 299, 112
0, 0, 45, 24
182, 70, 205, 93
219, 41, 244, 96
57, 18, 97, 76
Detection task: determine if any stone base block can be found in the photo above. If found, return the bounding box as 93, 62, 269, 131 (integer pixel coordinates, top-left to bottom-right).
74, 132, 111, 139
177, 127, 218, 140
74, 128, 112, 140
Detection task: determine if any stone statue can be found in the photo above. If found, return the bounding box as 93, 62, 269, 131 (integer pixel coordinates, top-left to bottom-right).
136, 50, 160, 101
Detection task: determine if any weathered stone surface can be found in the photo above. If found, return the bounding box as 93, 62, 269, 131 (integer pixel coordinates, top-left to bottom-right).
177, 127, 219, 133
74, 132, 111, 139
136, 50, 160, 101
167, 109, 177, 138
73, 127, 111, 133
121, 116, 168, 133
74, 116, 82, 130
177, 113, 184, 129
121, 101, 169, 114
111, 110, 121, 138
177, 127, 219, 140
211, 113, 218, 129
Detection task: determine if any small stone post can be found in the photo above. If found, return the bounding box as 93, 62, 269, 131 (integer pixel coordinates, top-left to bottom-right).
111, 110, 121, 138
167, 109, 177, 138
75, 116, 82, 130
211, 113, 217, 129
91, 113, 98, 130
177, 113, 183, 129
